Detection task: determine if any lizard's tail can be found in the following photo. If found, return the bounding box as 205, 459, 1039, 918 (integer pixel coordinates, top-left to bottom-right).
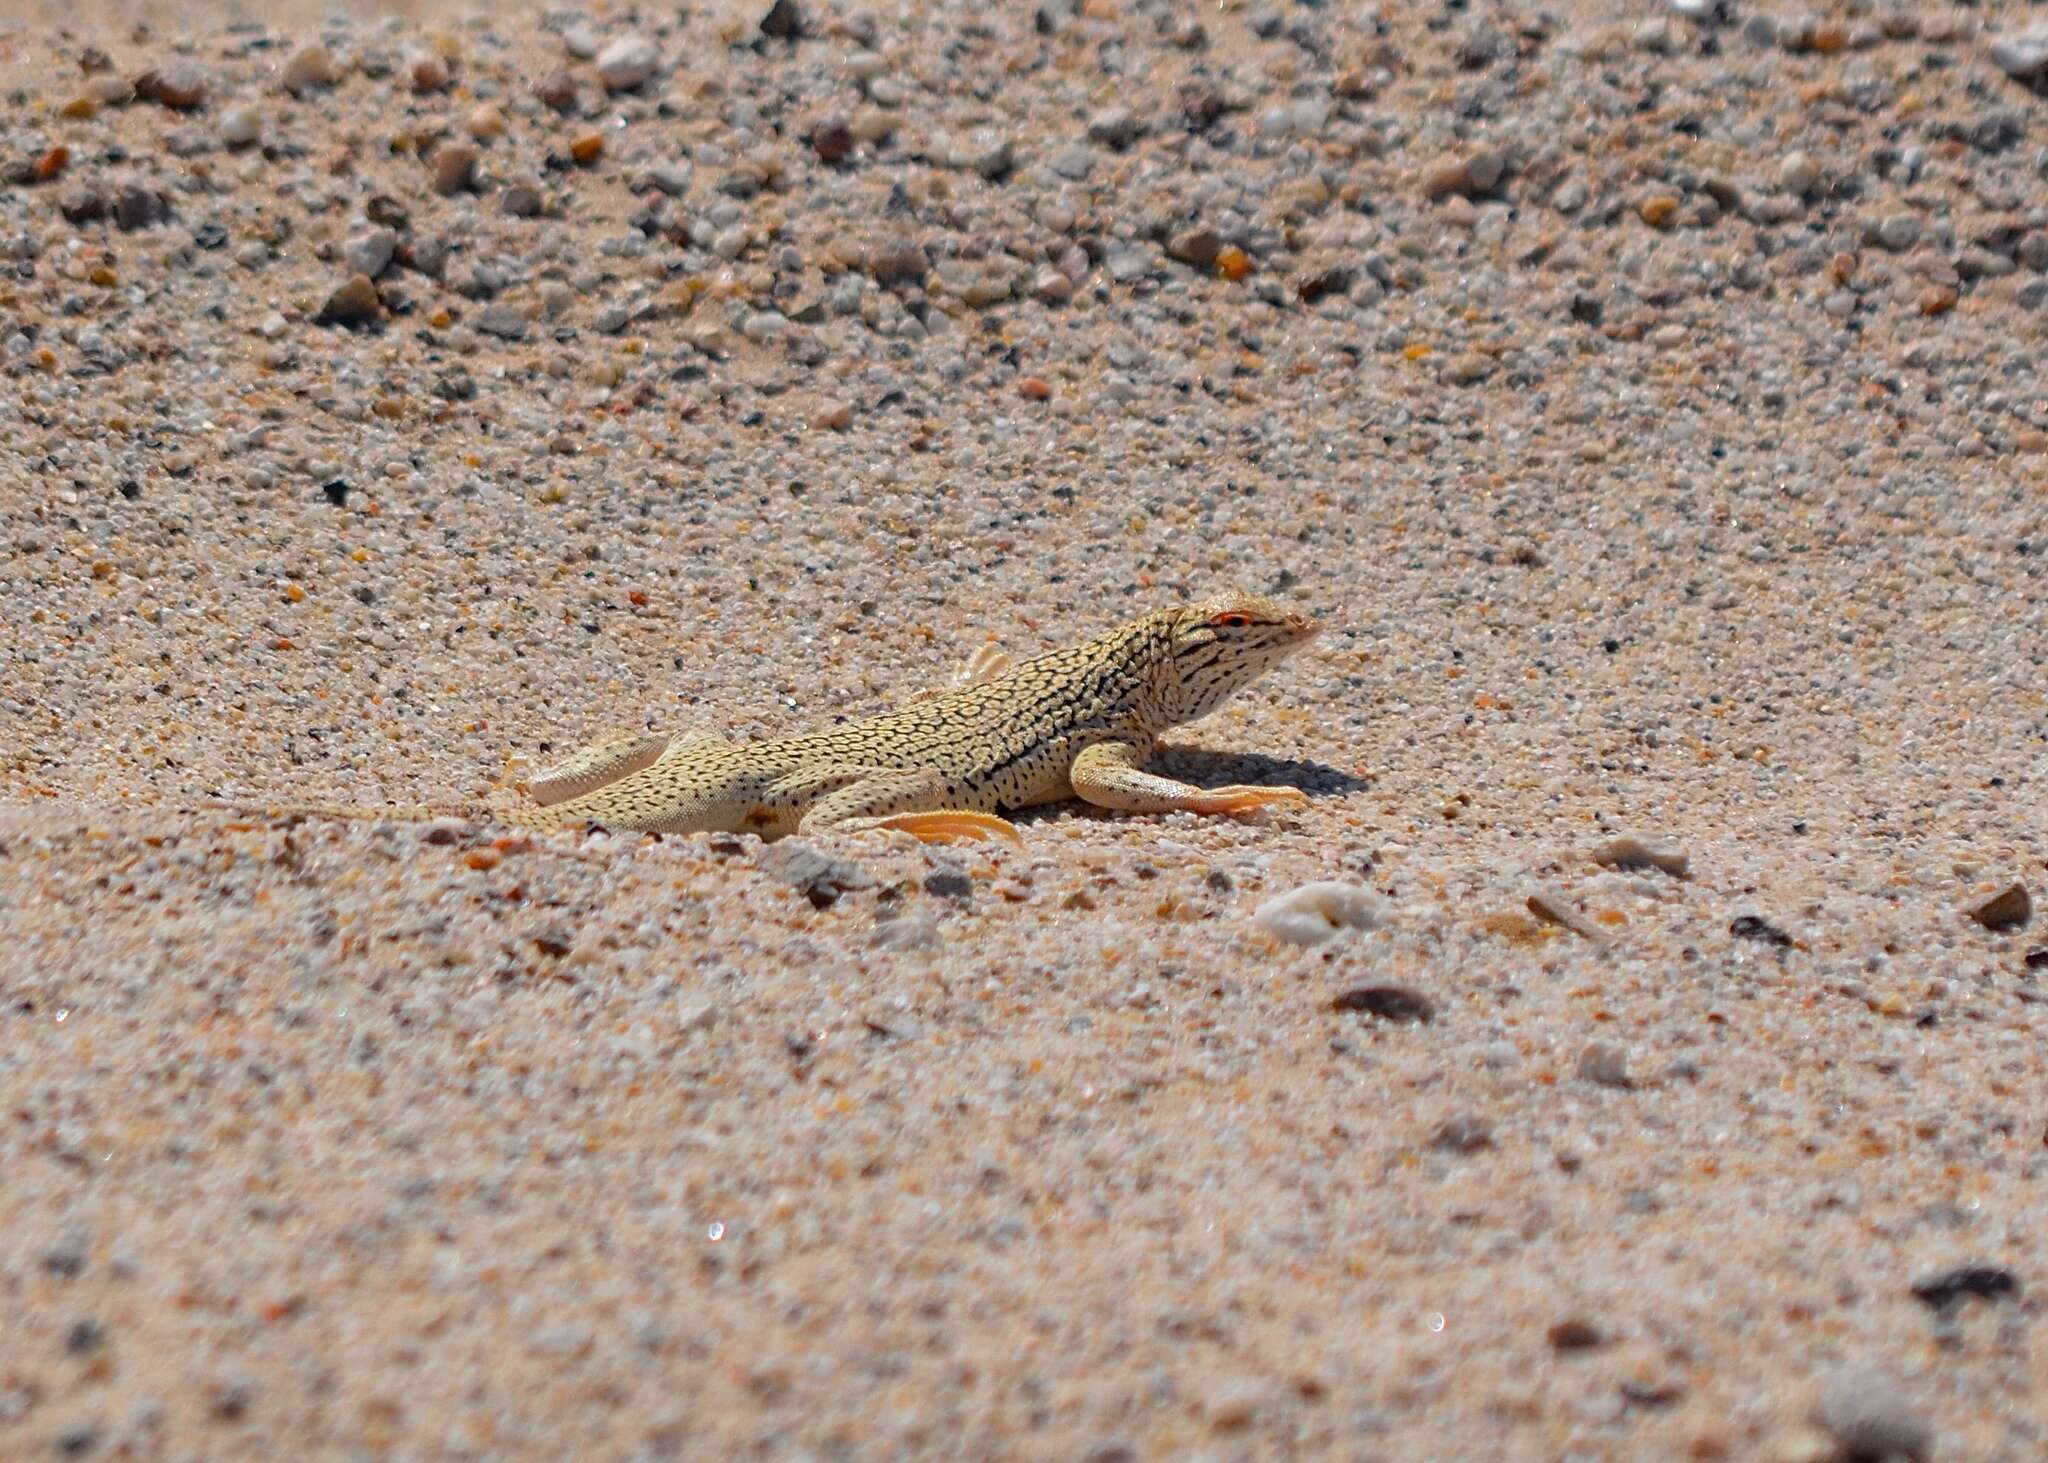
196, 798, 557, 831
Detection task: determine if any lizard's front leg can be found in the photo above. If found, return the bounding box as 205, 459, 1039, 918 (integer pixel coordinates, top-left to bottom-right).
796, 767, 1022, 846
1067, 740, 1309, 818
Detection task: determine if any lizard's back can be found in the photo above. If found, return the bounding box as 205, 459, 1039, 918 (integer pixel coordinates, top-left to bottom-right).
765, 623, 1168, 812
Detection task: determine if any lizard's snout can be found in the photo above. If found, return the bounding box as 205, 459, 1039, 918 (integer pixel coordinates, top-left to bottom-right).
1284, 610, 1319, 638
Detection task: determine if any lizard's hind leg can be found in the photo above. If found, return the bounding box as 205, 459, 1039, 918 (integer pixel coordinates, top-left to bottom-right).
798, 768, 1022, 846
527, 730, 725, 807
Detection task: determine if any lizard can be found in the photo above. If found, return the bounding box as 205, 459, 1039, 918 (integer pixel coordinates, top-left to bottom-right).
207, 590, 1322, 846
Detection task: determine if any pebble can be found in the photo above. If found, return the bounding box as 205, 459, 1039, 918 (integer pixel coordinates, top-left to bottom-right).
644, 164, 690, 196
537, 68, 579, 113
1429, 1115, 1492, 1153
281, 44, 336, 95
1591, 835, 1688, 878
1964, 881, 2030, 931
343, 228, 397, 279
597, 34, 660, 92
432, 143, 477, 195
1909, 1263, 2020, 1310
1252, 882, 1379, 946
867, 237, 928, 285
1777, 151, 1819, 196
1525, 887, 1603, 940
409, 49, 450, 93
138, 61, 207, 111
1816, 1367, 1932, 1461
1048, 145, 1095, 181
810, 115, 853, 163
1730, 913, 1793, 949
1203, 1379, 1268, 1431
1168, 226, 1223, 268
1086, 107, 1139, 149
1546, 1318, 1606, 1351
1329, 984, 1434, 1023
759, 841, 867, 909
500, 183, 543, 218
760, 0, 804, 41
319, 274, 383, 327
114, 187, 167, 232
218, 104, 263, 147
1989, 25, 2048, 81
1576, 1042, 1632, 1088
468, 105, 505, 141
1031, 269, 1072, 304
965, 131, 1014, 180
1875, 213, 1921, 252
562, 22, 602, 59
1917, 284, 1958, 316
1422, 146, 1504, 200
474, 303, 527, 340
1104, 243, 1153, 283
741, 311, 788, 344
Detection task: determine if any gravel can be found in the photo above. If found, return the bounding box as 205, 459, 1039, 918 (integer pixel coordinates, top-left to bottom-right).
1, 0, 2045, 1457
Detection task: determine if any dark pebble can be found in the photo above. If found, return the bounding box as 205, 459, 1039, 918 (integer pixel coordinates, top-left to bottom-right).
1429, 1115, 1492, 1153
923, 869, 972, 900
1546, 1318, 1606, 1351
1331, 984, 1434, 1023
114, 187, 168, 231
1295, 266, 1353, 303
533, 927, 572, 958
1910, 1264, 2020, 1310
1729, 913, 1792, 948
761, 842, 870, 909
1965, 881, 2031, 932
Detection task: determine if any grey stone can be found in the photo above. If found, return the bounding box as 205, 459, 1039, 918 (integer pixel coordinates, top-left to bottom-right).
1049, 145, 1095, 182
343, 228, 396, 279
1989, 25, 2048, 81
474, 303, 527, 340
1087, 107, 1139, 149
1818, 1367, 1932, 1461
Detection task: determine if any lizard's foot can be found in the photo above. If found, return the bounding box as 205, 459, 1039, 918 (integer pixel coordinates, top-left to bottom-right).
1181, 784, 1311, 817
853, 810, 1024, 847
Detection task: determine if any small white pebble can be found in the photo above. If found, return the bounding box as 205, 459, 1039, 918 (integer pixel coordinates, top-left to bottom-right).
1253, 881, 1380, 946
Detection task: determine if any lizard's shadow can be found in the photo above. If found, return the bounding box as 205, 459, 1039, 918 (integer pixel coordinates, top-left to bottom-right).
1148, 745, 1367, 798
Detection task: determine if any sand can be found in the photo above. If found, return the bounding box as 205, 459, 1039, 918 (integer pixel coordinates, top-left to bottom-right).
2, 0, 2044, 1457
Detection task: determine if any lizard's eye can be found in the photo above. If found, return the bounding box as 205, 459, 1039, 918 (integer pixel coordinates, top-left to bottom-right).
1209, 612, 1253, 629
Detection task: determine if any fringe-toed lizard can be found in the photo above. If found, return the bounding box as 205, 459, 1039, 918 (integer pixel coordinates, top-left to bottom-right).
210, 591, 1321, 846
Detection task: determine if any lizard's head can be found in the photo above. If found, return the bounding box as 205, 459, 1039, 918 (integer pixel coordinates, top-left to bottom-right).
1159, 591, 1320, 722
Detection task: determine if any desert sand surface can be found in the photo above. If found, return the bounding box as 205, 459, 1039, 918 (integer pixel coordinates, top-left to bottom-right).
2, 0, 2045, 1457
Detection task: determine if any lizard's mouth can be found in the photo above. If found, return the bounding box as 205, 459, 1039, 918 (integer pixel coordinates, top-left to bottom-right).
1281, 610, 1320, 643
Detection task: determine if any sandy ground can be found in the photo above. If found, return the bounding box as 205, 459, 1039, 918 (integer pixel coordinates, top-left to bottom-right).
3, 0, 2046, 1457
